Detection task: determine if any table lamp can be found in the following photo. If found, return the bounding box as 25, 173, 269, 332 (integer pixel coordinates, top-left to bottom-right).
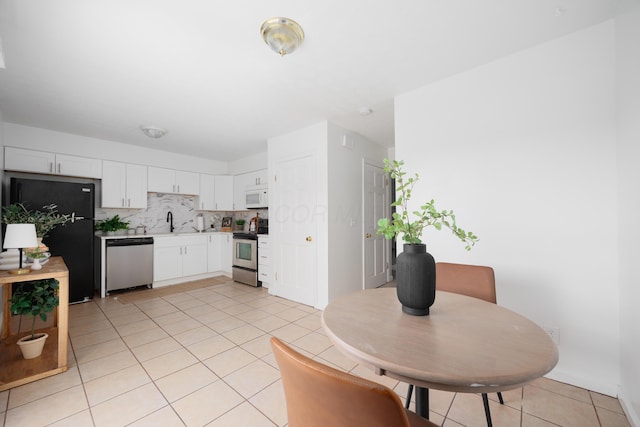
3, 223, 38, 274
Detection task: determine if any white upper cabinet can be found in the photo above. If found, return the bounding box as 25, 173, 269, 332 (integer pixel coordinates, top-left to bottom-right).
233, 173, 250, 210
102, 161, 147, 209
126, 164, 148, 208
148, 167, 200, 195
214, 176, 234, 211
249, 169, 268, 187
198, 174, 234, 211
233, 169, 268, 210
176, 170, 200, 195
4, 147, 102, 179
147, 167, 174, 193
199, 174, 216, 211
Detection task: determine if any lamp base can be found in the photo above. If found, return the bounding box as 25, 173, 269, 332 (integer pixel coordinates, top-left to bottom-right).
8, 267, 31, 275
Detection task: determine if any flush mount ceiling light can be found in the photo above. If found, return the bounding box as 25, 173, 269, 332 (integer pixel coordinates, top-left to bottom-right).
260, 17, 304, 56
140, 125, 168, 139
359, 107, 373, 116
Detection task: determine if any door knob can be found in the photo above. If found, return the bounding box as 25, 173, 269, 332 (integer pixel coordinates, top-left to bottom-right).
365, 233, 372, 238
306, 236, 312, 242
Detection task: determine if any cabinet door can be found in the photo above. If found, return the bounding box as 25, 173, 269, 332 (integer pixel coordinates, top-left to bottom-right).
182, 239, 208, 276
126, 164, 148, 208
176, 171, 200, 195
4, 147, 56, 174
199, 174, 216, 210
207, 234, 222, 272
101, 161, 126, 208
220, 233, 233, 274
233, 172, 250, 210
148, 167, 176, 193
154, 245, 183, 281
214, 176, 234, 210
255, 169, 268, 186
56, 154, 102, 178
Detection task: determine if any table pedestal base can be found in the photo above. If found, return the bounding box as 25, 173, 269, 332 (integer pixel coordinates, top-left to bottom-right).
416, 386, 429, 419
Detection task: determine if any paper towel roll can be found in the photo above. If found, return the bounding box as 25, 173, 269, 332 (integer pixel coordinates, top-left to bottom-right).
196, 216, 204, 231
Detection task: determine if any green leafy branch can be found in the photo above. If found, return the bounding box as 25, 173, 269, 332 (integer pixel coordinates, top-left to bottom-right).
376, 159, 479, 250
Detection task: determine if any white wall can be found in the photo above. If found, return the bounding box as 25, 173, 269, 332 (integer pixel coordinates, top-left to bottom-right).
268, 121, 386, 308
3, 123, 227, 174
227, 151, 268, 176
615, 1, 640, 424
326, 123, 387, 301
396, 22, 619, 396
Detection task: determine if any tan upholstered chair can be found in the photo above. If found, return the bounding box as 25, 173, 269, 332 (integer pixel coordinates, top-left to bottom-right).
405, 262, 503, 427
270, 337, 437, 427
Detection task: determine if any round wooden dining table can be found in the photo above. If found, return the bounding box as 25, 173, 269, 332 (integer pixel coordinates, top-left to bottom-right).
321, 288, 558, 419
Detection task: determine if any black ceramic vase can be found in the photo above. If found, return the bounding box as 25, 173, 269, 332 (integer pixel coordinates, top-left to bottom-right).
396, 243, 436, 316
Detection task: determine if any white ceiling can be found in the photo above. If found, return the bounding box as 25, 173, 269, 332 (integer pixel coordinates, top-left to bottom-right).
0, 1, 617, 161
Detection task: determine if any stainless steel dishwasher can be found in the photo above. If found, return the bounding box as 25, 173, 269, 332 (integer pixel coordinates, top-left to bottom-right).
106, 237, 154, 294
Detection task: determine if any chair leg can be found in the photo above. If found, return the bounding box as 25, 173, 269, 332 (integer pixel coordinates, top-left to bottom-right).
482, 393, 493, 427
497, 391, 504, 404
405, 384, 414, 409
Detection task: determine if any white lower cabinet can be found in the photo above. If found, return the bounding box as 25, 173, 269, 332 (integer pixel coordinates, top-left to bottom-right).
154, 235, 208, 282
258, 235, 271, 286
221, 233, 232, 274
207, 233, 232, 275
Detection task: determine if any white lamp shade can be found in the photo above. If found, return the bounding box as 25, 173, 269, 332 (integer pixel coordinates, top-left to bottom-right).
3, 224, 38, 249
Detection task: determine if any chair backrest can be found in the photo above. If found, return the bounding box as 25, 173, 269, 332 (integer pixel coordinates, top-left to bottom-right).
271, 337, 424, 427
436, 262, 497, 304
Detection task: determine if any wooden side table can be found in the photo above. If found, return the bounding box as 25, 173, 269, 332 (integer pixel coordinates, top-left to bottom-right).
0, 256, 69, 391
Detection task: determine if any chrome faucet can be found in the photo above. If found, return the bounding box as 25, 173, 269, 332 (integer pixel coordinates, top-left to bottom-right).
167, 211, 174, 233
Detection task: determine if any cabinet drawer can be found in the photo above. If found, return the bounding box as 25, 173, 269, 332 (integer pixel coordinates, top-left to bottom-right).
258, 254, 270, 266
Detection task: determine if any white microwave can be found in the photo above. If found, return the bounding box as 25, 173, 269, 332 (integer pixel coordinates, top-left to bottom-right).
245, 186, 268, 208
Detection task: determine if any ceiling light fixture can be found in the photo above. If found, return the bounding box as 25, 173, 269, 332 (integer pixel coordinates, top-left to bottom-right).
359, 107, 373, 116
260, 17, 305, 56
140, 125, 168, 139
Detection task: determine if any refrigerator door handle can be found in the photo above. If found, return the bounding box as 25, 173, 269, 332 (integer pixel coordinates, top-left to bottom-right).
70, 212, 86, 223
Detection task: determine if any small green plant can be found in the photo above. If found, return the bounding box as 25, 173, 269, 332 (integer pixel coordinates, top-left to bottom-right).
25, 247, 48, 259
235, 219, 245, 227
10, 278, 60, 341
1, 203, 70, 238
95, 215, 129, 233
376, 159, 479, 250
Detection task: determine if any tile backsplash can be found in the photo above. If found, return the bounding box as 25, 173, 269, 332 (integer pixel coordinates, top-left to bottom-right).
97, 193, 267, 234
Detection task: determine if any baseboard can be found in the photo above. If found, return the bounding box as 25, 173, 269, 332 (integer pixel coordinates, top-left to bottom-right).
545, 368, 618, 397
619, 386, 640, 427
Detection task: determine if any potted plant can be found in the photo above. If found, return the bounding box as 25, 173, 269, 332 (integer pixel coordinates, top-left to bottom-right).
1, 203, 70, 239
24, 246, 50, 270
376, 159, 479, 315
9, 278, 60, 359
235, 219, 246, 231
95, 215, 129, 235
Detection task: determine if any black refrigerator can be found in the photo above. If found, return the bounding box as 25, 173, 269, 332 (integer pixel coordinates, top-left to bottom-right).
10, 177, 95, 303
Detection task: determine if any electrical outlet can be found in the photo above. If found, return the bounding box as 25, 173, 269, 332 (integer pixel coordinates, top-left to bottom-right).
544, 326, 560, 345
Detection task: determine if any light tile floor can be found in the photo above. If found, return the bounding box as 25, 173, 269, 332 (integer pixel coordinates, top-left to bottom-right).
0, 279, 632, 427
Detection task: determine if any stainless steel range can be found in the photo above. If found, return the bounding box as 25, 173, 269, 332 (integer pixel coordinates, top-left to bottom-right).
232, 233, 260, 287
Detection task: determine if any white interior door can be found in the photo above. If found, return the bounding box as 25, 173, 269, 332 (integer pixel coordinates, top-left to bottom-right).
363, 162, 388, 289
272, 153, 317, 306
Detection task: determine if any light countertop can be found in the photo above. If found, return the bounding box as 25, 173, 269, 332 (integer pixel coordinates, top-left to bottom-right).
96, 231, 232, 240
